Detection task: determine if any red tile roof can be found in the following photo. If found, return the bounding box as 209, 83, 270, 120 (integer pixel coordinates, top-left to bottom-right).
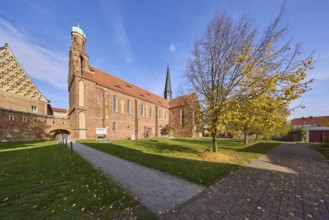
52, 107, 67, 113
291, 116, 329, 126
82, 66, 169, 108
169, 93, 195, 108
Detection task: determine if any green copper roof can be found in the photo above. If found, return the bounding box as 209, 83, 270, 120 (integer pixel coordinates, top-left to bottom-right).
72, 26, 86, 39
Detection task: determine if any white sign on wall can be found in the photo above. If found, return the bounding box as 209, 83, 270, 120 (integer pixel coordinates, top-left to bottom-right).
96, 128, 107, 135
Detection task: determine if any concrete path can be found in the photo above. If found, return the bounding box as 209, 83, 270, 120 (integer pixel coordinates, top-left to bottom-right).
162, 143, 329, 220
67, 142, 205, 214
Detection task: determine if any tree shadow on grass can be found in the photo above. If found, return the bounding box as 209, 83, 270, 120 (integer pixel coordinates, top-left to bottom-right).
0, 140, 55, 150
80, 141, 239, 187
173, 138, 245, 149
139, 139, 199, 154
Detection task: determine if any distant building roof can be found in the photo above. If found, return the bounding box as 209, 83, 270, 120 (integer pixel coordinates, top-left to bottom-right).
52, 107, 67, 113
291, 116, 329, 126
169, 93, 195, 109
82, 66, 170, 108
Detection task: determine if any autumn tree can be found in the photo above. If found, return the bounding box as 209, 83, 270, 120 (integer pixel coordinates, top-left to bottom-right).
185, 7, 313, 152
227, 94, 290, 144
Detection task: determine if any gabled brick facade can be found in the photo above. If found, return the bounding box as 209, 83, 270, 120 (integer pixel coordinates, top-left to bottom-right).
0, 25, 199, 141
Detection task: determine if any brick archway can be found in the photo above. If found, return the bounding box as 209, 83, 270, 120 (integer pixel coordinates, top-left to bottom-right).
49, 129, 71, 139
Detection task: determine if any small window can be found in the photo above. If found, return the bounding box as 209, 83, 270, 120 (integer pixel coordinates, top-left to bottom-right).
61, 121, 65, 125
112, 122, 117, 131
23, 117, 27, 122
32, 106, 37, 113
34, 118, 37, 122
52, 121, 55, 124
9, 116, 14, 121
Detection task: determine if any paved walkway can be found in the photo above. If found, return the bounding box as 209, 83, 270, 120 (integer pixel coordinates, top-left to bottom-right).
162, 143, 329, 219
67, 142, 204, 214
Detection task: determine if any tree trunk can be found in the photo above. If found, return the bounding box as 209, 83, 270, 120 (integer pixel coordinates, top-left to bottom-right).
212, 133, 218, 152
243, 132, 248, 145
255, 134, 259, 142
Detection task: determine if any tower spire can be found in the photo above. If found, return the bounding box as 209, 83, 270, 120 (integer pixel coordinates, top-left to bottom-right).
164, 65, 172, 101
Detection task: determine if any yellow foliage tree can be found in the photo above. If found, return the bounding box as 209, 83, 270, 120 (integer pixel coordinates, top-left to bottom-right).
185, 5, 314, 152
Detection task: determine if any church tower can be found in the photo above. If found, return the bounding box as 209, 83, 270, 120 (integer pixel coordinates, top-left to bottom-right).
164, 65, 172, 101
68, 24, 90, 88
68, 24, 90, 139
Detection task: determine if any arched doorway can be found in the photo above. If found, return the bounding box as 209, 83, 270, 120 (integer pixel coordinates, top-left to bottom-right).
50, 129, 71, 140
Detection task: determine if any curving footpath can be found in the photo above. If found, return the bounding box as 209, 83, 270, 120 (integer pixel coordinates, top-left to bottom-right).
162, 143, 329, 219
67, 142, 205, 214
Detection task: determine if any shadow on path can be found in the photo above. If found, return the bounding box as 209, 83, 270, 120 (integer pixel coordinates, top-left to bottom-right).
162, 143, 329, 219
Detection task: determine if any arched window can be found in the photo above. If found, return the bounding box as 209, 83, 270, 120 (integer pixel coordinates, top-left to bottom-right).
79, 111, 86, 139
127, 99, 131, 114
113, 96, 118, 112
158, 108, 162, 120
112, 122, 117, 131
180, 110, 185, 127
141, 104, 144, 116
149, 107, 152, 118
78, 81, 84, 107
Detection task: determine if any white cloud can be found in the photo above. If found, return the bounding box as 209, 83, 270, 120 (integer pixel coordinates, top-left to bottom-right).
0, 17, 67, 89
169, 43, 176, 53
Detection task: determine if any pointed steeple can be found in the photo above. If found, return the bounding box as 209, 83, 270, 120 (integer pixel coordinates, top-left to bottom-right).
164, 65, 172, 101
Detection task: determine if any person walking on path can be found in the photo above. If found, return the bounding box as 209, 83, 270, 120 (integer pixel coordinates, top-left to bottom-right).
162, 143, 329, 219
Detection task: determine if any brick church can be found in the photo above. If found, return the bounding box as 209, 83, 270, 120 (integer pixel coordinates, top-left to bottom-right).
0, 24, 199, 141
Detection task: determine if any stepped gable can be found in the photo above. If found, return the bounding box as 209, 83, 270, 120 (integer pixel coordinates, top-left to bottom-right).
82, 66, 170, 108
169, 93, 194, 108
0, 44, 48, 102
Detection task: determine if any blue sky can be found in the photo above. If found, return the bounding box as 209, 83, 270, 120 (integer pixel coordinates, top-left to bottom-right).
1, 0, 328, 120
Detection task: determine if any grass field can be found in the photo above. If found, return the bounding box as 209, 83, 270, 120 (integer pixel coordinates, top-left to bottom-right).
0, 140, 154, 219
79, 138, 279, 187
315, 143, 329, 160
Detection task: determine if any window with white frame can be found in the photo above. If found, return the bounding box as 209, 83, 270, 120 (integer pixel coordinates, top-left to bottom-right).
32, 106, 37, 113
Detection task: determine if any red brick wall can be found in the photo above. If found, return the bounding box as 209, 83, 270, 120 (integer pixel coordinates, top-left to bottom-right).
169, 105, 196, 137
0, 108, 70, 141
0, 90, 48, 115
69, 77, 171, 140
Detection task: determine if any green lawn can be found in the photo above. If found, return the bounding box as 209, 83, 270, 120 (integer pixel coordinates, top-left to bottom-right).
0, 140, 154, 219
315, 143, 329, 160
79, 138, 279, 187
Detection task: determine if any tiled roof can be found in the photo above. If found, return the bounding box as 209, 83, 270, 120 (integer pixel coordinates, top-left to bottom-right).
82, 66, 170, 108
52, 107, 67, 113
169, 93, 195, 108
291, 116, 329, 126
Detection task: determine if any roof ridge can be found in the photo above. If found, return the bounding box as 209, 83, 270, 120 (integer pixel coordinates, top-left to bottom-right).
84, 66, 170, 108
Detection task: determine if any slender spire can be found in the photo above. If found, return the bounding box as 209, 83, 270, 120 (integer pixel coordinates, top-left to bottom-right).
164, 65, 172, 101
